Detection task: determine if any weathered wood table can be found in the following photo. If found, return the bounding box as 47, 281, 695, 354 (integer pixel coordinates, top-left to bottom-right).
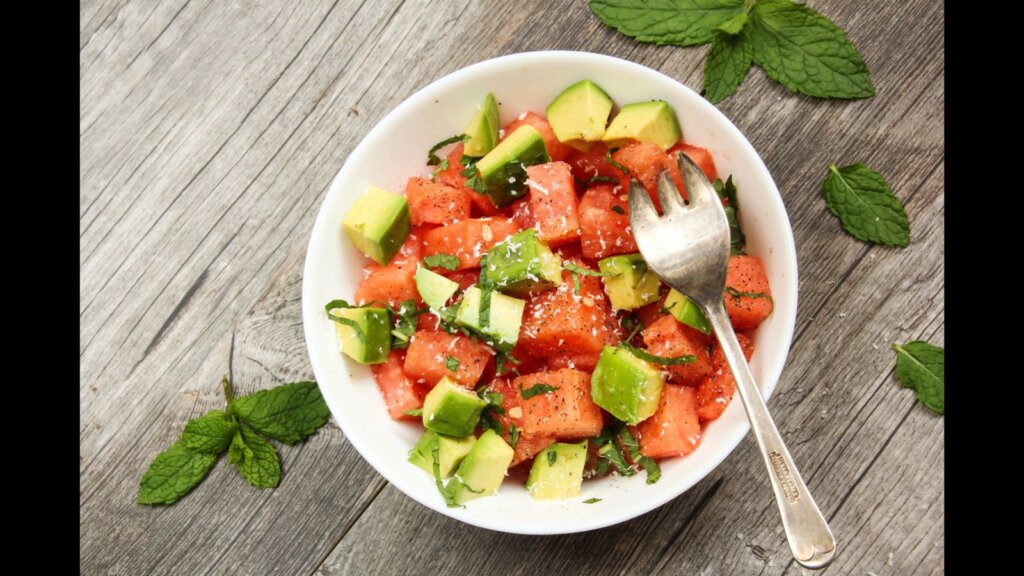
80, 1, 944, 573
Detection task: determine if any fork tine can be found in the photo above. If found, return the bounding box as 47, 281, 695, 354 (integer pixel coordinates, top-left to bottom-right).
675, 151, 719, 207
628, 177, 659, 225
656, 170, 686, 215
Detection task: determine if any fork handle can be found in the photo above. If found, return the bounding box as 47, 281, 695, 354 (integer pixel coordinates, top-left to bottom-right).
703, 300, 836, 569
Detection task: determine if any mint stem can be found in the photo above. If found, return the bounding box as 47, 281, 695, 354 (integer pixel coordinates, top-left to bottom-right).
222, 375, 234, 405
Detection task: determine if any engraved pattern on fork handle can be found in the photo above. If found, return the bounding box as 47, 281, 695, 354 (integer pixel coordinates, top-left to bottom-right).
703, 300, 837, 570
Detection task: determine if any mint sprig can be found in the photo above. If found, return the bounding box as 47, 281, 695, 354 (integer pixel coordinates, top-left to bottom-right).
137, 377, 330, 506
821, 163, 910, 247
893, 341, 944, 415
590, 0, 875, 103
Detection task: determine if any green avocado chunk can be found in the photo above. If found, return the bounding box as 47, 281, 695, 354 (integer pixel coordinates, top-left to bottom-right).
463, 92, 500, 157
342, 186, 411, 265
546, 79, 614, 152
408, 429, 477, 478
422, 377, 488, 437
591, 346, 665, 425
526, 441, 588, 500
478, 229, 563, 296
598, 253, 662, 311
448, 429, 515, 505
415, 266, 460, 311
453, 286, 526, 352
664, 288, 711, 334
602, 100, 682, 150
475, 124, 550, 208
329, 306, 391, 364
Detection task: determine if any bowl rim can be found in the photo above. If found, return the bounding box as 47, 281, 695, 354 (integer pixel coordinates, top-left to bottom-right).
301, 50, 798, 534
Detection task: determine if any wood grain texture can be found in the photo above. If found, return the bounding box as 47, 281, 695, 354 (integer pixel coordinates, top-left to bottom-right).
80, 0, 944, 574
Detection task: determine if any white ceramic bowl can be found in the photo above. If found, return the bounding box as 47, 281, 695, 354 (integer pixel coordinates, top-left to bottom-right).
302, 51, 797, 534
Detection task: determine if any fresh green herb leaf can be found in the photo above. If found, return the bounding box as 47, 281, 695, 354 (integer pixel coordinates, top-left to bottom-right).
139, 378, 331, 506
748, 0, 874, 98
509, 424, 520, 448
428, 134, 469, 166
583, 497, 602, 504
390, 299, 425, 350
479, 288, 493, 329
589, 0, 748, 47
520, 383, 559, 400
495, 351, 522, 376
137, 442, 218, 505
445, 355, 460, 373
479, 410, 505, 436
462, 160, 487, 194
618, 427, 661, 484
725, 286, 773, 302
704, 28, 753, 104
180, 410, 238, 455
228, 381, 330, 445
620, 343, 696, 365
228, 425, 281, 488
892, 341, 944, 415
821, 163, 909, 247
571, 271, 581, 295
431, 434, 462, 508
431, 158, 450, 179
597, 441, 635, 476
611, 205, 626, 215
422, 253, 460, 270
589, 175, 620, 184
324, 300, 366, 343
477, 388, 506, 415
637, 456, 662, 484
564, 262, 619, 278
547, 451, 557, 466
605, 149, 630, 174
401, 408, 423, 417
716, 8, 749, 34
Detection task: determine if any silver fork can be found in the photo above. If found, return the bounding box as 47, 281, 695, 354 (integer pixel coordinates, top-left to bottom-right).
629, 153, 836, 569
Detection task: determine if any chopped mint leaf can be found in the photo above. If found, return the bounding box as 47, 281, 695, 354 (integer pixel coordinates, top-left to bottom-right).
520, 383, 559, 400
401, 408, 423, 417
611, 205, 625, 215
445, 355, 459, 372
547, 451, 557, 466
725, 287, 773, 302
588, 175, 619, 184
509, 424, 520, 448
583, 497, 602, 504
620, 342, 696, 366
422, 253, 460, 270
427, 134, 468, 166
605, 149, 630, 175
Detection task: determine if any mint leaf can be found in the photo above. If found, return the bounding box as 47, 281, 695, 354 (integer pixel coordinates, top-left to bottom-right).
893, 341, 944, 415
589, 0, 747, 47
180, 410, 237, 455
509, 423, 520, 448
428, 134, 468, 166
228, 381, 330, 444
617, 426, 661, 484
138, 442, 218, 505
229, 426, 281, 488
704, 29, 752, 104
821, 163, 909, 247
401, 408, 423, 417
390, 299, 425, 350
716, 10, 749, 34
431, 434, 462, 508
445, 355, 460, 372
712, 176, 745, 253
422, 253, 460, 270
748, 0, 874, 99
520, 383, 559, 400
583, 497, 602, 504
620, 342, 696, 365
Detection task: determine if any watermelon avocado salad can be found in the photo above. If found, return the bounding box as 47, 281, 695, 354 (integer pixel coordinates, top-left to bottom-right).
326, 79, 773, 506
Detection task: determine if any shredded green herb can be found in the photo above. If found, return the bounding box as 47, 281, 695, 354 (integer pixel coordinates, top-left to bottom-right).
589, 175, 619, 184
445, 355, 459, 372
324, 300, 366, 343
401, 408, 422, 417
547, 451, 557, 466
427, 134, 468, 166
611, 205, 625, 215
620, 343, 696, 366
431, 435, 461, 508
606, 149, 630, 175
725, 287, 773, 302
422, 253, 460, 270
390, 299, 425, 349
509, 424, 520, 448
583, 497, 602, 504
520, 383, 559, 400
478, 288, 493, 329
